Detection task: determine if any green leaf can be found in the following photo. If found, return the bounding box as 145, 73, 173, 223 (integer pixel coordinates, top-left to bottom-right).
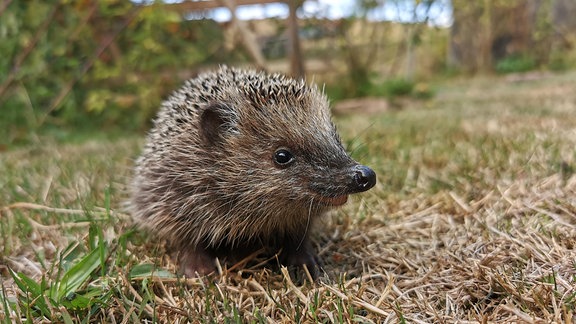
54, 245, 107, 301
60, 288, 105, 310
129, 263, 176, 280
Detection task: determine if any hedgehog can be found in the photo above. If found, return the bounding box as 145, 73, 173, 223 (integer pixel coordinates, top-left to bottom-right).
129, 66, 376, 279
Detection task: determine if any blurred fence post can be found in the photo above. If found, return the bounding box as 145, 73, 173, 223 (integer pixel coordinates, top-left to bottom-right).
286, 0, 304, 78
219, 0, 267, 69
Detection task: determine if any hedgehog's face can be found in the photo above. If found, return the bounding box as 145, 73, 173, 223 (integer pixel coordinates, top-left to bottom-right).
269, 143, 376, 208
198, 94, 376, 213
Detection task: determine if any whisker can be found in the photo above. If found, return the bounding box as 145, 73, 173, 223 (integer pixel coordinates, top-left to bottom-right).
296, 199, 314, 251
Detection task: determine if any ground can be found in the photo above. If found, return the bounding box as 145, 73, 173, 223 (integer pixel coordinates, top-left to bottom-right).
1, 71, 575, 323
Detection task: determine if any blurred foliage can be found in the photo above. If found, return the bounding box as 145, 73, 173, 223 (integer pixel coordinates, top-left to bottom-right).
0, 0, 226, 147
2, 0, 576, 148
450, 0, 576, 73
334, 17, 375, 99
378, 78, 415, 97
325, 76, 433, 103
495, 55, 537, 74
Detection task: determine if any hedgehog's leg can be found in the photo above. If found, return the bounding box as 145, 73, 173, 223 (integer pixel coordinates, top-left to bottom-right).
280, 237, 322, 281
177, 246, 217, 277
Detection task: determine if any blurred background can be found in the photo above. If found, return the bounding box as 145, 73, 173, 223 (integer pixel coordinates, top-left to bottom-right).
1, 0, 575, 147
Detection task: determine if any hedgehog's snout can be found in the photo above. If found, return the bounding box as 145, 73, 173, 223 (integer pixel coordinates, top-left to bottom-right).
351, 164, 377, 193
308, 162, 376, 197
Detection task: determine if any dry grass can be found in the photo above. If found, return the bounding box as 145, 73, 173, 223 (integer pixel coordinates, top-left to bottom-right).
1, 72, 576, 323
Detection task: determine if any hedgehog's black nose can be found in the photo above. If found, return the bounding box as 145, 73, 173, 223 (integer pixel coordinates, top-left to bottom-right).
353, 165, 377, 192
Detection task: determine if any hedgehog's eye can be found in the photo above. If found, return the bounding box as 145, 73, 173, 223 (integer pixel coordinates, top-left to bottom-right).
274, 148, 294, 166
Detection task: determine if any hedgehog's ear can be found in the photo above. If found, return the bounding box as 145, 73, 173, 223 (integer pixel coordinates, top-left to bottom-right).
199, 103, 236, 146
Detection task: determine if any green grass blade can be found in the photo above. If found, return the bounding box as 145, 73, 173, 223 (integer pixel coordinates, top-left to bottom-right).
8, 269, 51, 319
9, 269, 41, 297
1, 282, 15, 324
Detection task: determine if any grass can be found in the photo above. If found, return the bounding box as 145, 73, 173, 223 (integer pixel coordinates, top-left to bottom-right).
2, 71, 576, 322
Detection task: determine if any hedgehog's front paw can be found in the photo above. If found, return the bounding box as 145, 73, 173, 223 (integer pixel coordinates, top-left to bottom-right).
280, 240, 323, 281
177, 248, 217, 278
